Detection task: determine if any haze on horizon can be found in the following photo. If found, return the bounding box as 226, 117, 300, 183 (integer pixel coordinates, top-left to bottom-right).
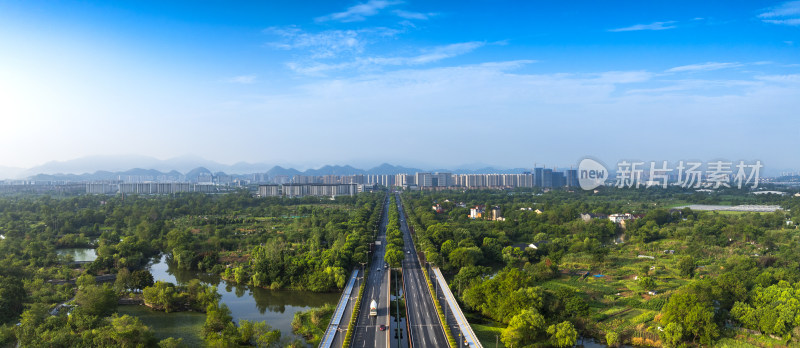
1, 0, 799, 172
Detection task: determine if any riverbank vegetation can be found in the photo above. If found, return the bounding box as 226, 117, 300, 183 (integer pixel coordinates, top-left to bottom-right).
0, 191, 384, 346
291, 303, 335, 346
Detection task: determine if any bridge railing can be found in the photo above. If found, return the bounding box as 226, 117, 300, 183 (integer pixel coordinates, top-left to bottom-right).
319, 269, 359, 348
432, 267, 484, 348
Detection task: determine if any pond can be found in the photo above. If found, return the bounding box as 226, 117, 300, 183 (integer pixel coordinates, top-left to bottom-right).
146, 254, 340, 345
56, 248, 97, 262
117, 305, 205, 346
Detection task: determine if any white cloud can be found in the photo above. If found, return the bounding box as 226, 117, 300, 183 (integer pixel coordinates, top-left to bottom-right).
264, 26, 404, 59
226, 75, 256, 84
666, 62, 743, 73
316, 0, 402, 23
265, 27, 365, 58
758, 1, 800, 25
624, 79, 759, 95
763, 18, 800, 25
286, 41, 486, 75
393, 10, 435, 20
756, 74, 800, 83
608, 21, 677, 32
759, 1, 800, 18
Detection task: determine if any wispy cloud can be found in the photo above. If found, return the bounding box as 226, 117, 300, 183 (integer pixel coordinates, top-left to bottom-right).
226, 75, 257, 84
316, 0, 402, 23
666, 62, 743, 73
393, 10, 435, 20
287, 42, 485, 75
756, 74, 800, 83
264, 27, 402, 59
758, 1, 800, 26
762, 18, 800, 25
608, 21, 677, 32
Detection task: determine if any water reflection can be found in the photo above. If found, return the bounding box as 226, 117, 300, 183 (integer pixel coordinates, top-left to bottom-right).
56, 248, 97, 262
147, 254, 339, 343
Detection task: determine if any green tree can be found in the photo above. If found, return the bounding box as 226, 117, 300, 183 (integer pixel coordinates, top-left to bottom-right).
661, 322, 684, 348
0, 276, 26, 324
76, 273, 96, 288
500, 309, 546, 347
449, 247, 483, 268
730, 280, 800, 336
660, 286, 719, 345
92, 314, 156, 348
384, 247, 404, 268
605, 331, 619, 347
440, 240, 456, 259
14, 303, 50, 347
204, 302, 233, 337
238, 320, 281, 346
142, 281, 183, 312
639, 276, 656, 291
75, 283, 118, 317
547, 321, 577, 348
131, 270, 155, 290
159, 337, 188, 348
114, 268, 133, 293
677, 256, 696, 278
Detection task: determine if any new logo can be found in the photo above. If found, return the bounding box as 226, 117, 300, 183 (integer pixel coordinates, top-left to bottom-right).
578, 158, 608, 190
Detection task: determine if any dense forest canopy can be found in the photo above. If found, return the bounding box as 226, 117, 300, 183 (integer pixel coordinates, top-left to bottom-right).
400, 186, 800, 347
0, 191, 385, 346
1, 185, 799, 346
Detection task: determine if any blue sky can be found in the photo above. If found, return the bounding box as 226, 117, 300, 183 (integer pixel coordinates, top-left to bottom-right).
0, 0, 798, 172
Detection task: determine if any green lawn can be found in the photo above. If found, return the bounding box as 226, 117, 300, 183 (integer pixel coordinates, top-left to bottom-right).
472, 322, 506, 348
117, 305, 206, 346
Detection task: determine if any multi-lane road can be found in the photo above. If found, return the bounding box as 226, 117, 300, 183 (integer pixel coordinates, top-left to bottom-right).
352, 195, 391, 348
396, 193, 449, 348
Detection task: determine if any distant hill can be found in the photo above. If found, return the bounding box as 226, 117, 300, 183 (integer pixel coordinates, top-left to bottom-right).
265, 166, 301, 178
7, 154, 540, 181
367, 163, 423, 175
22, 155, 227, 176
185, 167, 213, 181
29, 168, 186, 182
305, 165, 364, 176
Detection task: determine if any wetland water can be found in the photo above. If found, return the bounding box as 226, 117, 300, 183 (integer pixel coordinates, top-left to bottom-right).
139, 254, 339, 345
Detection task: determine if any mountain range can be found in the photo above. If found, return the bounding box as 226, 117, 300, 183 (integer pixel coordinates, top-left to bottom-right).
4, 155, 532, 181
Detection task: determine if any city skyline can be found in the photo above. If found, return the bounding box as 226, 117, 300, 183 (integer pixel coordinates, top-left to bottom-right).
1, 1, 799, 169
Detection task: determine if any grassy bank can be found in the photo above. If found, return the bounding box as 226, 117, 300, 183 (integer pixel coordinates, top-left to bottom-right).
472, 322, 506, 348
291, 303, 335, 346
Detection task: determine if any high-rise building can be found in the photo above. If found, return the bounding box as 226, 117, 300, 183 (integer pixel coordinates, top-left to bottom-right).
434, 172, 452, 187
542, 168, 553, 187
258, 185, 280, 197
534, 167, 544, 187
565, 169, 578, 187
416, 172, 433, 187
551, 171, 565, 187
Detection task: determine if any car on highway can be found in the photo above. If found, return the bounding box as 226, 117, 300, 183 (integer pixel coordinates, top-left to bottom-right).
379, 325, 386, 331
